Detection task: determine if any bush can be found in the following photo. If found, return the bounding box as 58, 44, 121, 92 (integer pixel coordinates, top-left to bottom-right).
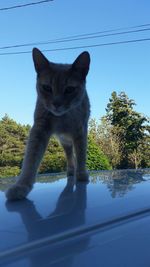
87, 135, 111, 170
0, 166, 20, 178
39, 153, 66, 173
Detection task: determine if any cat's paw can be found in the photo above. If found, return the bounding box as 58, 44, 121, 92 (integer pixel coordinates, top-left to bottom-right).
5, 184, 32, 201
76, 170, 89, 182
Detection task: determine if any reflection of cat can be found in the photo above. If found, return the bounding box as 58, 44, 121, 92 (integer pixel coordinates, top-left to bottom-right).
6, 179, 89, 266
6, 48, 91, 200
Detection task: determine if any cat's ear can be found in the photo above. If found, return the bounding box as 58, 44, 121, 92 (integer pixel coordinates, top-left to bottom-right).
72, 51, 90, 79
32, 48, 49, 73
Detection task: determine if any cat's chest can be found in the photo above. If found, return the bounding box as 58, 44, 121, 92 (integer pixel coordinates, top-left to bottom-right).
56, 133, 73, 145
52, 112, 81, 133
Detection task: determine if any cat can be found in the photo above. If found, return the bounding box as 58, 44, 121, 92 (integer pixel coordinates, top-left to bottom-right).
6, 48, 91, 200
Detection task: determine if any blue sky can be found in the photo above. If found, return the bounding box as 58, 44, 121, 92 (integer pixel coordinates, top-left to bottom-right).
0, 0, 150, 125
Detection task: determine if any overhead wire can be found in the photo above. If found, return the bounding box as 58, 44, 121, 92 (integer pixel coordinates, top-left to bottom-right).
0, 27, 150, 50
46, 23, 150, 41
0, 37, 150, 56
0, 22, 150, 56
0, 0, 53, 11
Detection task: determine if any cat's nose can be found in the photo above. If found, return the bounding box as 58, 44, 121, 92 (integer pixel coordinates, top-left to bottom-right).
53, 103, 60, 108
53, 101, 62, 109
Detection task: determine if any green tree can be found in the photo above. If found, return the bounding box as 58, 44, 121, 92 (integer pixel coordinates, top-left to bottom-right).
39, 137, 66, 173
0, 115, 30, 176
105, 91, 149, 168
0, 166, 20, 178
87, 134, 111, 170
0, 106, 149, 178
97, 117, 121, 168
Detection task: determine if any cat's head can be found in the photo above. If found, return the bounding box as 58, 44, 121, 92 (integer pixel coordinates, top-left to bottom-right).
32, 48, 90, 116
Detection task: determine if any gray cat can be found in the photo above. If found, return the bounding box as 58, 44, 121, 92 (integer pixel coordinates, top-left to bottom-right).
6, 48, 90, 200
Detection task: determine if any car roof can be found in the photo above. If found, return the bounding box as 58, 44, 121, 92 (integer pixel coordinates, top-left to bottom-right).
0, 169, 150, 267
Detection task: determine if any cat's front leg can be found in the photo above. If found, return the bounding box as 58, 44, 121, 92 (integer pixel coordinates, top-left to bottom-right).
5, 124, 50, 200
73, 129, 89, 182
60, 140, 75, 177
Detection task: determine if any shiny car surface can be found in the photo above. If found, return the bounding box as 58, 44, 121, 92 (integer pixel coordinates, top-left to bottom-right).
0, 169, 150, 267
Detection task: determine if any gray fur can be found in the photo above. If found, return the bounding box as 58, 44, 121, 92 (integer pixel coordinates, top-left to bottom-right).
6, 48, 90, 200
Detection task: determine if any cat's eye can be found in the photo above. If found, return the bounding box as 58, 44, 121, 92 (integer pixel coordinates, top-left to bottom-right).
64, 86, 76, 95
42, 84, 53, 94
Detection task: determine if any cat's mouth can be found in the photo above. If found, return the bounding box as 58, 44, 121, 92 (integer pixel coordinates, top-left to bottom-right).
51, 110, 66, 116
50, 107, 67, 116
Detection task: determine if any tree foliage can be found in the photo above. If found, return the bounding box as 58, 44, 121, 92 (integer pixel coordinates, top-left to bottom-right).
87, 134, 111, 170
0, 115, 30, 177
0, 91, 149, 178
0, 114, 111, 178
104, 91, 150, 168
39, 137, 66, 173
97, 117, 121, 168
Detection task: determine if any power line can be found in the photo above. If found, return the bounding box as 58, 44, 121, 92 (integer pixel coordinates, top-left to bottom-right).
1, 26, 150, 50
47, 23, 150, 41
0, 0, 53, 11
0, 37, 150, 56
